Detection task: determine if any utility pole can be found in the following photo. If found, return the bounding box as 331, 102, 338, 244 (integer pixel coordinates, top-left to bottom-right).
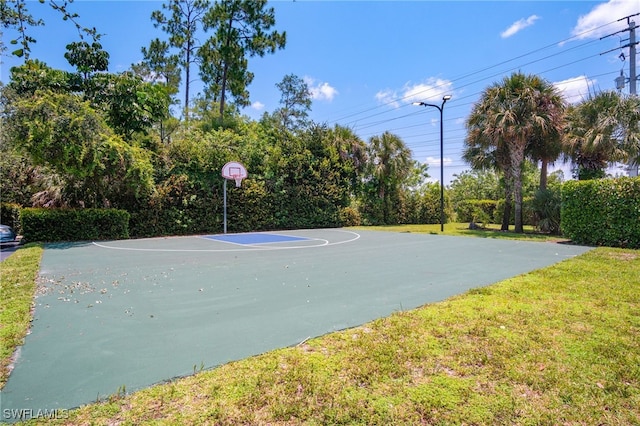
601, 13, 639, 95
601, 13, 639, 177
630, 18, 637, 95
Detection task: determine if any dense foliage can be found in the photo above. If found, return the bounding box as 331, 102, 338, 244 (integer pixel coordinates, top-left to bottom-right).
561, 177, 640, 248
20, 208, 130, 242
564, 92, 640, 180
2, 78, 437, 239
455, 199, 497, 225
0, 203, 22, 233
532, 188, 561, 234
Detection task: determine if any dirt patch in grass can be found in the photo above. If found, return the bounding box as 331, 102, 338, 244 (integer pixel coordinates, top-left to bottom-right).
605, 251, 639, 261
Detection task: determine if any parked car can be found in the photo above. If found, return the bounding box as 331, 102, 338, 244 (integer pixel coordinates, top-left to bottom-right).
0, 224, 17, 244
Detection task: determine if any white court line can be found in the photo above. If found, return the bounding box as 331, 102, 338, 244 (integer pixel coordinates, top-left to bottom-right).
92, 230, 360, 253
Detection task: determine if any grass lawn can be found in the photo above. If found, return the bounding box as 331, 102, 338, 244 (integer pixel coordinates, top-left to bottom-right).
3, 230, 639, 425
0, 244, 43, 388
355, 222, 567, 242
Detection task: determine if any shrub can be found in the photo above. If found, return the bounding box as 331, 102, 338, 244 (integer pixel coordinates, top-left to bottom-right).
532, 188, 561, 234
455, 199, 497, 224
561, 177, 640, 248
229, 179, 275, 232
20, 208, 129, 242
339, 206, 362, 227
413, 186, 442, 224
129, 174, 222, 238
1, 203, 22, 234
399, 184, 452, 225
493, 198, 535, 226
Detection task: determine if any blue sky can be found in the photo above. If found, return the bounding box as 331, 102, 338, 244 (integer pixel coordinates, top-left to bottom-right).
1, 0, 638, 183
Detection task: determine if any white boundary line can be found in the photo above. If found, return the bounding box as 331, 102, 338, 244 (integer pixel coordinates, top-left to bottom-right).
92, 230, 360, 253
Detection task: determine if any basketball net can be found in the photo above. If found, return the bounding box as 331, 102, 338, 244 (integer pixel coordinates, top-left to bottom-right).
233, 176, 243, 188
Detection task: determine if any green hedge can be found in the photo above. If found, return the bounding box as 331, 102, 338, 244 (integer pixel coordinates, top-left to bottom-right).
453, 199, 536, 226
396, 184, 452, 225
561, 177, 640, 248
455, 199, 497, 223
129, 197, 222, 238
128, 178, 352, 238
493, 198, 535, 226
228, 180, 275, 232
339, 206, 362, 227
1, 203, 22, 234
20, 208, 130, 242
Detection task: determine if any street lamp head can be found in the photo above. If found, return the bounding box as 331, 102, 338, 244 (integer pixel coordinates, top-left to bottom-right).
442, 95, 452, 101
412, 101, 424, 106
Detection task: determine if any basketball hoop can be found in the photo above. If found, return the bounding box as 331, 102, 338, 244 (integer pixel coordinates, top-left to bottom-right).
221, 161, 248, 186
221, 161, 248, 234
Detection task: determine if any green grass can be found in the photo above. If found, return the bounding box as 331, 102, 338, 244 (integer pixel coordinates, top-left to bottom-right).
0, 244, 44, 388
4, 231, 639, 425
354, 222, 566, 242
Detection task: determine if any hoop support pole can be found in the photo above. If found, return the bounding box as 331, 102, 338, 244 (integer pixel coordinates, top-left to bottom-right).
223, 179, 228, 234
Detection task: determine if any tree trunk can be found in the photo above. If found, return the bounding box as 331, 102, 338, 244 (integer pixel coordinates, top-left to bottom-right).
218, 62, 229, 119
501, 176, 512, 231
218, 11, 236, 119
160, 120, 165, 144
184, 41, 191, 123
511, 143, 526, 234
513, 174, 523, 233
380, 185, 388, 224
539, 158, 548, 191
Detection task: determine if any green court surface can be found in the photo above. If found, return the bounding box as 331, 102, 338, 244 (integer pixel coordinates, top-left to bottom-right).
0, 229, 591, 419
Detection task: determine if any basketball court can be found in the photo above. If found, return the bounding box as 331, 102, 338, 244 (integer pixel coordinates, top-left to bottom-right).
0, 229, 591, 418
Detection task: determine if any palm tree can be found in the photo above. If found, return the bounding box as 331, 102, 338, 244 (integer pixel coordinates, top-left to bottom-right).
564, 91, 640, 180
328, 125, 367, 191
465, 72, 565, 233
527, 112, 565, 191
367, 131, 412, 224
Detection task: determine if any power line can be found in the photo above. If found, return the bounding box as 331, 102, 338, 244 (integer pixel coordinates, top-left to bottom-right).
366, 68, 621, 165
349, 41, 603, 134
352, 50, 619, 145
308, 14, 635, 179
322, 17, 623, 129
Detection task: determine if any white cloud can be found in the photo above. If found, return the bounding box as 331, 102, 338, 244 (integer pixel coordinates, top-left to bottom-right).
553, 75, 596, 104
425, 156, 454, 167
501, 15, 540, 38
571, 0, 638, 40
304, 76, 338, 101
251, 101, 265, 111
375, 89, 400, 108
376, 77, 454, 108
403, 78, 454, 104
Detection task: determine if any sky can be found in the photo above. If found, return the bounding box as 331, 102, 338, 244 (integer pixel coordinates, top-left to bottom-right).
1, 0, 639, 184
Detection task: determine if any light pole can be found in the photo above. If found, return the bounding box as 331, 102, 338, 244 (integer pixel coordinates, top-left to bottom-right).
413, 95, 451, 232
